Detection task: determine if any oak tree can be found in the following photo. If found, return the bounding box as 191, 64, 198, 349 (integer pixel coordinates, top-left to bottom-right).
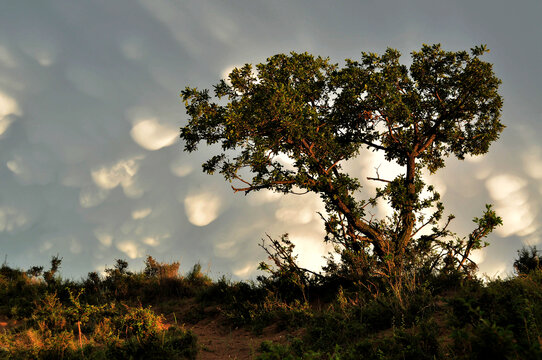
180, 44, 503, 289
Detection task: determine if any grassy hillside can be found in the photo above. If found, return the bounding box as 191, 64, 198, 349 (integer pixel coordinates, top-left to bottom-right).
1, 250, 541, 359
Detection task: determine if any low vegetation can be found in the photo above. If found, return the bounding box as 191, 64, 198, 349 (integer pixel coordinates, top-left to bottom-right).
1, 246, 541, 359
0, 256, 200, 359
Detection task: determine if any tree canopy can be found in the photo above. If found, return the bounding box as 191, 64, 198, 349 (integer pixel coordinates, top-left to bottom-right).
180, 44, 503, 290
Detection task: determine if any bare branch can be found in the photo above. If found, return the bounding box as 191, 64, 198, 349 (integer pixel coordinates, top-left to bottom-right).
367, 165, 392, 183
367, 177, 391, 183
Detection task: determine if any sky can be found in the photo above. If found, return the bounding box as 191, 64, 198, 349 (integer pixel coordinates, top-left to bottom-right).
0, 0, 541, 280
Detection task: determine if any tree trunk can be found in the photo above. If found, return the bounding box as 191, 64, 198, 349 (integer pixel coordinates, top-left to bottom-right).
396, 155, 417, 269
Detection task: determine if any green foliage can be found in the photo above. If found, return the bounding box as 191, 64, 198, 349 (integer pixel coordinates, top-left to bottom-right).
109, 326, 198, 360
447, 273, 542, 359
186, 262, 212, 288
257, 339, 323, 360
514, 246, 541, 275
212, 280, 268, 327
43, 255, 62, 286
181, 44, 504, 294
451, 319, 518, 360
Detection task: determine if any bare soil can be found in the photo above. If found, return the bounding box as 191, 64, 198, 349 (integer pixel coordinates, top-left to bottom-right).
158, 299, 301, 360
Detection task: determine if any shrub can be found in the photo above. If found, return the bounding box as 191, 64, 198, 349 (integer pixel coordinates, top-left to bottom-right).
144, 256, 180, 280
109, 326, 198, 359
186, 263, 212, 287
116, 304, 165, 341
43, 255, 62, 286
514, 246, 541, 275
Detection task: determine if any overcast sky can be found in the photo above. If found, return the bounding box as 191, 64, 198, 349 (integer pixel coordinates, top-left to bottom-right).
0, 0, 541, 279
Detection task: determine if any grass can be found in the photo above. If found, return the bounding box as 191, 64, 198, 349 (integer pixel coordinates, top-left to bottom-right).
0, 251, 541, 359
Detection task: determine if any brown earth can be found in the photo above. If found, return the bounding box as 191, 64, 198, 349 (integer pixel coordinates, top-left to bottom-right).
158, 299, 302, 360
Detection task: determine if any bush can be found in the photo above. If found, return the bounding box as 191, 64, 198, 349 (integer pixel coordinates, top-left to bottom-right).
117, 304, 165, 341
447, 273, 542, 359
144, 256, 180, 280
514, 246, 541, 275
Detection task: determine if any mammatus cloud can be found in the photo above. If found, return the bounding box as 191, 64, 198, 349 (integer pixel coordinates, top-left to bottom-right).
170, 157, 193, 177
289, 233, 331, 272
247, 189, 282, 206
116, 240, 142, 259
79, 186, 110, 208
0, 91, 21, 136
522, 146, 542, 180
91, 156, 144, 198
94, 229, 113, 247
233, 262, 257, 277
120, 37, 146, 61
0, 207, 28, 233
0, 46, 17, 69
184, 191, 223, 226
142, 236, 161, 246
486, 174, 536, 237
275, 207, 314, 225
130, 118, 178, 151
132, 208, 152, 220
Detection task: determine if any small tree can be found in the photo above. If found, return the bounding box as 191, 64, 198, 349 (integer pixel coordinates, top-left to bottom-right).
144, 255, 180, 280
43, 255, 62, 285
180, 44, 503, 291
514, 246, 541, 275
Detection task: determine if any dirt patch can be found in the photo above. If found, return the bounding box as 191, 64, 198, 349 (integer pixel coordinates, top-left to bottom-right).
191, 320, 298, 360
159, 301, 300, 359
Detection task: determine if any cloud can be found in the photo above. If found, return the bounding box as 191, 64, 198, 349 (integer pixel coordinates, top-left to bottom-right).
214, 240, 238, 258
0, 206, 28, 233
247, 189, 281, 205
6, 158, 23, 175
6, 150, 55, 186
120, 37, 146, 61
130, 118, 178, 151
274, 153, 296, 171
19, 40, 57, 67
132, 208, 152, 219
486, 174, 527, 202
0, 116, 13, 137
70, 237, 83, 254
170, 158, 193, 177
79, 186, 110, 208
142, 236, 159, 246
0, 90, 21, 136
464, 154, 484, 163
288, 232, 330, 272
137, 0, 207, 57
65, 67, 110, 100
0, 46, 17, 68
486, 174, 536, 237
94, 229, 113, 247
233, 262, 256, 277
522, 147, 542, 179
275, 204, 316, 225
184, 191, 223, 226
91, 156, 143, 191
116, 240, 142, 259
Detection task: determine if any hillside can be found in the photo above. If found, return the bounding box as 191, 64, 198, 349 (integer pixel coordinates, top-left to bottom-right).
1, 252, 541, 359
